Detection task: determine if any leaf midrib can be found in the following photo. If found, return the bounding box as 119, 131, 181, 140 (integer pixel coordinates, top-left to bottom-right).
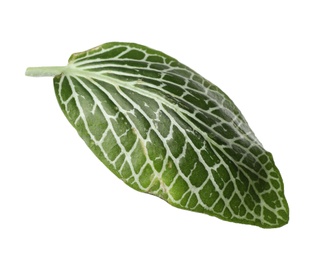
69, 69, 277, 224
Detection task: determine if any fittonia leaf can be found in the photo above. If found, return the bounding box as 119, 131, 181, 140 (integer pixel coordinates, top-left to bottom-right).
26, 42, 289, 228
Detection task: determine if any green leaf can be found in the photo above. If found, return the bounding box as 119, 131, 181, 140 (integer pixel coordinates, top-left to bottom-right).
26, 42, 289, 228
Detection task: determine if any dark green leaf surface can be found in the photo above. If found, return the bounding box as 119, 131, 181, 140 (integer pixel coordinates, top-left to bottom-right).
27, 42, 289, 228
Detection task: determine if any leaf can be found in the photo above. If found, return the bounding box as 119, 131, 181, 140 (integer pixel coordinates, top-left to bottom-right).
26, 42, 289, 228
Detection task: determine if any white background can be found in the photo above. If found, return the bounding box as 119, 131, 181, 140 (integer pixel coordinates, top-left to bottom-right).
1, 0, 320, 259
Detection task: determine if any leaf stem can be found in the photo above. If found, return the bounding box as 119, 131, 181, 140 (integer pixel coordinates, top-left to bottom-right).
25, 66, 67, 77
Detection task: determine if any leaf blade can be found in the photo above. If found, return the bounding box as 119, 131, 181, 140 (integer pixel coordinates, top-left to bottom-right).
52, 42, 288, 228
